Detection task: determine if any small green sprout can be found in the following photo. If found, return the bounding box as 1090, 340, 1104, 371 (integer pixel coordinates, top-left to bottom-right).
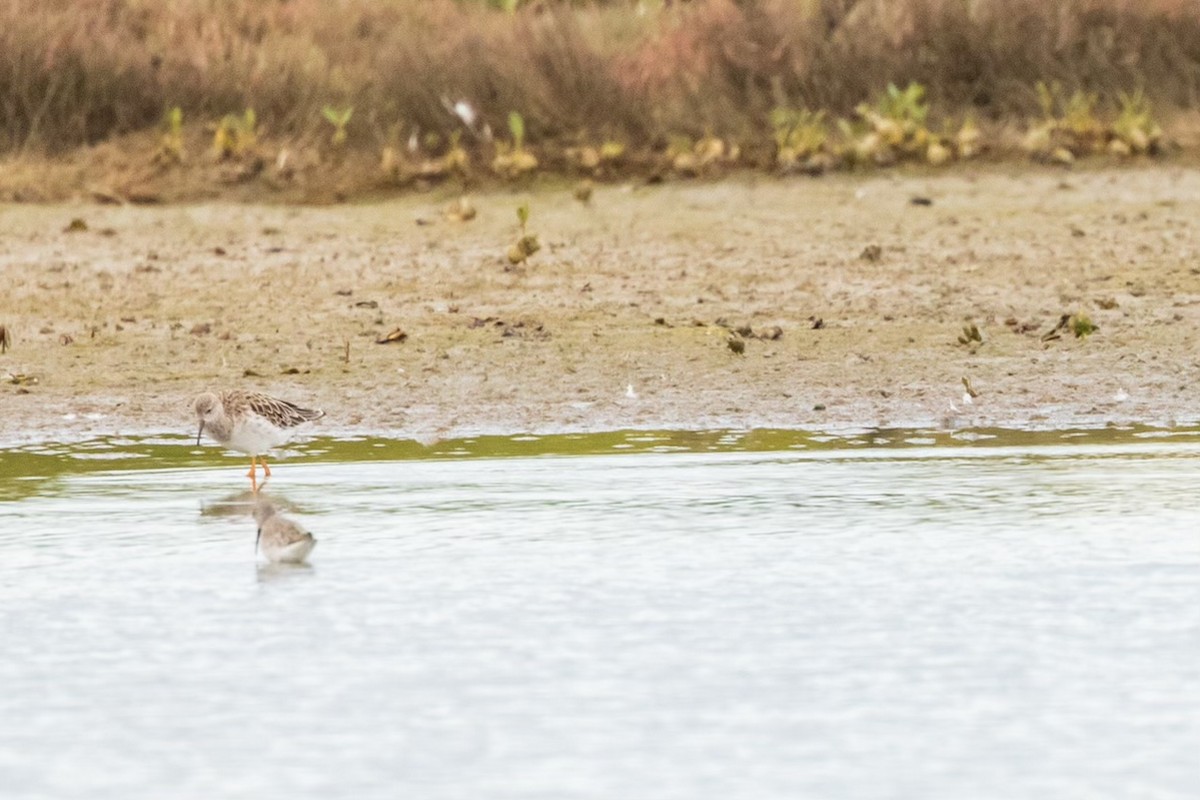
877, 81, 929, 127
156, 106, 185, 164
507, 203, 539, 265
508, 111, 526, 151
1070, 312, 1098, 338
492, 112, 538, 178
322, 106, 354, 147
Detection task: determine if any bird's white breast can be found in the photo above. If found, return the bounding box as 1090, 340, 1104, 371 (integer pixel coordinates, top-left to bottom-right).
226, 412, 294, 455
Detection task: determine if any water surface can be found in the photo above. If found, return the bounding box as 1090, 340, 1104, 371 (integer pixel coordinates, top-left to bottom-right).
2, 429, 1198, 799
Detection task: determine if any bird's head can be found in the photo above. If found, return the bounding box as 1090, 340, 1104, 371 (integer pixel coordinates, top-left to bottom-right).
193, 392, 219, 445
252, 500, 276, 526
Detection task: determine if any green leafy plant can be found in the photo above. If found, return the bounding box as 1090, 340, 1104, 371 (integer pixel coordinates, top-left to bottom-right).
507, 203, 540, 265
155, 106, 185, 164
321, 105, 354, 146
1111, 89, 1163, 155
567, 138, 628, 174
598, 140, 625, 163
1061, 90, 1102, 140
1070, 312, 1098, 338
771, 107, 827, 158
876, 81, 929, 127
1035, 81, 1101, 136
213, 109, 257, 160
492, 111, 538, 179
849, 82, 934, 163
1025, 82, 1104, 160
508, 111, 525, 151
771, 106, 838, 171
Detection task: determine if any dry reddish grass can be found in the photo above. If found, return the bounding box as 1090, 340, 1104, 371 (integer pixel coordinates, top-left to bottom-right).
1, 0, 1198, 192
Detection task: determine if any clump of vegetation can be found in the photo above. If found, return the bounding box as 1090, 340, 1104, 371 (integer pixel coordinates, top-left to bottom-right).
770, 107, 834, 173
957, 322, 983, 346
955, 115, 982, 160
847, 82, 931, 166
773, 87, 982, 172
834, 82, 976, 168
1070, 311, 1098, 338
1109, 90, 1164, 156
506, 203, 540, 266
1023, 82, 1104, 163
492, 111, 538, 179
212, 109, 257, 161
599, 140, 625, 165
696, 133, 739, 170
599, 140, 625, 163
668, 132, 739, 176
566, 139, 626, 175
1040, 311, 1099, 341
1023, 82, 1166, 163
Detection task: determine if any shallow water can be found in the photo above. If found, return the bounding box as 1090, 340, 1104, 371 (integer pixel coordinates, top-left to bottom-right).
2, 429, 1199, 799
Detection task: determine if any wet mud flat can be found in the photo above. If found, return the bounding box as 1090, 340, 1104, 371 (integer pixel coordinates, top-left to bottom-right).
3, 166, 1200, 444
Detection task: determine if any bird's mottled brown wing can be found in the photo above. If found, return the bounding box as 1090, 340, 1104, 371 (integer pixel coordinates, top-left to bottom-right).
263, 515, 314, 547
242, 392, 325, 429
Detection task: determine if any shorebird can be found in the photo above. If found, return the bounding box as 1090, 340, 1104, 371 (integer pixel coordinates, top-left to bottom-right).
194, 390, 324, 488
253, 500, 317, 563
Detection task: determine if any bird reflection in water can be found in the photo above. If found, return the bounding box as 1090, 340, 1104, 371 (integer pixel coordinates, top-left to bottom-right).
198, 489, 318, 569
253, 499, 317, 564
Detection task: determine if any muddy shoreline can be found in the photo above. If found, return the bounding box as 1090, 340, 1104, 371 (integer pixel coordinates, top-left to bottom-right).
3, 166, 1200, 447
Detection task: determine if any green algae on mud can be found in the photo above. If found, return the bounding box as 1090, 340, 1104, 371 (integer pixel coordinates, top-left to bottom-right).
5, 424, 1200, 502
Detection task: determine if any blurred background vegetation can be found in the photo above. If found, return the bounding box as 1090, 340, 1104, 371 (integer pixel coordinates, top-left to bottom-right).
1, 0, 1198, 198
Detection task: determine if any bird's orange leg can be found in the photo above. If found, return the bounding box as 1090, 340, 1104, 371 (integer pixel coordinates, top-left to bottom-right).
247, 456, 261, 493
260, 457, 272, 478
